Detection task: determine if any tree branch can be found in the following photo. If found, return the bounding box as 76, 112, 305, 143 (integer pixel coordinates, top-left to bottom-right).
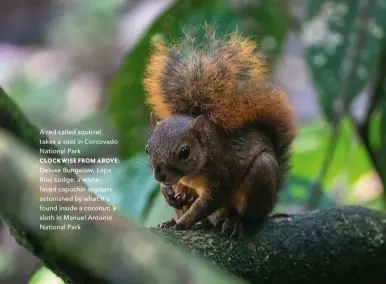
155, 206, 386, 284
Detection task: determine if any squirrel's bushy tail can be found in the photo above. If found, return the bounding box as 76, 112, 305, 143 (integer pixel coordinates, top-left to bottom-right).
143, 26, 297, 178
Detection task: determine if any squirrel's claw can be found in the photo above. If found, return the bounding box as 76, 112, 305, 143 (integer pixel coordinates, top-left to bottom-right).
161, 186, 183, 210
221, 217, 244, 240
158, 218, 176, 229
174, 192, 186, 203
175, 192, 195, 208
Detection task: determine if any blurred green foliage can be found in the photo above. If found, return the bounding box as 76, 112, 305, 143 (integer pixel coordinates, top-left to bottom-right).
29, 267, 64, 284
379, 87, 386, 185
304, 0, 386, 121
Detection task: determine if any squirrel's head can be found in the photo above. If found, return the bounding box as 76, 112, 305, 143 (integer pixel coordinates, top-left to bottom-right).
146, 113, 208, 186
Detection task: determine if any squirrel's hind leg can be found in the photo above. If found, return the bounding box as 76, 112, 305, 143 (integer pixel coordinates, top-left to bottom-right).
234, 150, 280, 227
207, 207, 244, 239
221, 216, 244, 239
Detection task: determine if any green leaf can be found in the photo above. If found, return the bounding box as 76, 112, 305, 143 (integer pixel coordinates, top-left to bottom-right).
9, 76, 67, 124
378, 81, 386, 185
291, 120, 373, 195
291, 121, 328, 179
369, 111, 381, 151
279, 175, 336, 209
303, 0, 386, 121
328, 120, 372, 186
29, 267, 64, 284
108, 0, 288, 158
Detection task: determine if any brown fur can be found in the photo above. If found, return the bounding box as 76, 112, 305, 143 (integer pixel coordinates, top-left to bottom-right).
179, 175, 208, 196
144, 42, 171, 119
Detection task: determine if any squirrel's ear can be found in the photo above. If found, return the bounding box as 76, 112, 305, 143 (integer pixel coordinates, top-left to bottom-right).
150, 112, 160, 128
191, 115, 206, 136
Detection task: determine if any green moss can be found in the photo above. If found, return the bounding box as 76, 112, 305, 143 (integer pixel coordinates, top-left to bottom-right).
154, 206, 386, 284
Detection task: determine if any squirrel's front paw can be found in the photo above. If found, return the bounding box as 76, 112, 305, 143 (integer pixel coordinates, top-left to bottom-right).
175, 192, 195, 208
160, 185, 182, 209
157, 218, 176, 229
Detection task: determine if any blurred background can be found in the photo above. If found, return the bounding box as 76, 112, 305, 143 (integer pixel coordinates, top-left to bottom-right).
0, 0, 385, 283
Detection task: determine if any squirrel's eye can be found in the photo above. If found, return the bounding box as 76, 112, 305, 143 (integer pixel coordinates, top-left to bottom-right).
178, 146, 190, 160
145, 144, 149, 154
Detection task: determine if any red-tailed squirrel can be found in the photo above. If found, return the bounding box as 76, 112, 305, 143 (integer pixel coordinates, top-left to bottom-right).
143, 27, 297, 238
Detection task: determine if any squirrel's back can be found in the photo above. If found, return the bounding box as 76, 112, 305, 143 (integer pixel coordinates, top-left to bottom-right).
143, 26, 297, 177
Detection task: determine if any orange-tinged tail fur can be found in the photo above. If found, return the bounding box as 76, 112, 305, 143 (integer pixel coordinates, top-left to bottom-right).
143, 27, 297, 175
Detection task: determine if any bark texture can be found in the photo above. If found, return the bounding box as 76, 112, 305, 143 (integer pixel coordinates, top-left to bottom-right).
155, 206, 386, 284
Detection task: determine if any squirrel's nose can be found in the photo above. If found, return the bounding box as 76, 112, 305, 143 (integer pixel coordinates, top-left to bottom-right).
153, 166, 166, 182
